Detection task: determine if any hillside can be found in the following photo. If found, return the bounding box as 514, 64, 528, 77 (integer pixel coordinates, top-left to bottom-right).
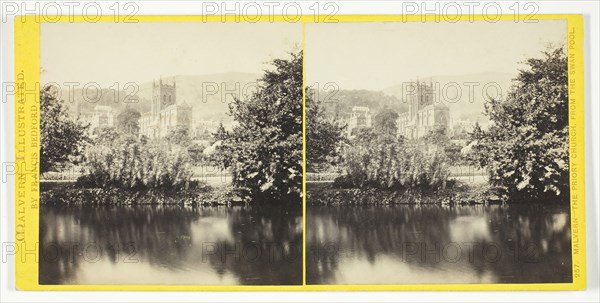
60, 72, 261, 123
383, 72, 514, 122
311, 72, 514, 123
313, 89, 408, 119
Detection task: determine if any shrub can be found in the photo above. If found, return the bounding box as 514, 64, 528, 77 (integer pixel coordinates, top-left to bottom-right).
80, 131, 194, 190
338, 130, 450, 190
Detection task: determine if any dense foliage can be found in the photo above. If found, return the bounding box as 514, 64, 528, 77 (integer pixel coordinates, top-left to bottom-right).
81, 128, 193, 189
316, 89, 407, 118
471, 47, 569, 202
214, 51, 303, 201
116, 106, 141, 135
40, 86, 90, 173
372, 109, 399, 136
167, 126, 193, 147
306, 89, 346, 172
422, 128, 465, 165
338, 128, 450, 190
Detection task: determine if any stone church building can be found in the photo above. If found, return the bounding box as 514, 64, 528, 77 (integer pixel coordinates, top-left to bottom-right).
140, 79, 192, 138
397, 80, 449, 139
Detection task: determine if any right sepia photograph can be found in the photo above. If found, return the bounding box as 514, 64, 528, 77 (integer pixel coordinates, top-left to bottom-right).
305, 20, 572, 285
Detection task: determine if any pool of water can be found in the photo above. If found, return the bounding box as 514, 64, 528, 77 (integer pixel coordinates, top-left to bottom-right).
306, 204, 572, 285
39, 204, 303, 285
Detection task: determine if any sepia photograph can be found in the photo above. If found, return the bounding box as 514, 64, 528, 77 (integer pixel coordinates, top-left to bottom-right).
305, 20, 573, 285
38, 22, 303, 285
4, 0, 597, 300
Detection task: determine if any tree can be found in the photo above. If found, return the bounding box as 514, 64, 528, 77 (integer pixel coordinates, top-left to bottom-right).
472, 46, 569, 202
468, 122, 486, 167
372, 109, 399, 136
210, 122, 231, 168
422, 127, 465, 165
423, 127, 450, 146
167, 126, 192, 147
187, 143, 206, 165
216, 51, 302, 201
40, 85, 90, 173
95, 126, 120, 144
306, 89, 345, 172
116, 106, 141, 135
316, 89, 407, 118
212, 122, 229, 144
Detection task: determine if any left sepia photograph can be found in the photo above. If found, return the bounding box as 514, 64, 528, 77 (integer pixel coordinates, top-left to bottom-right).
38, 22, 303, 285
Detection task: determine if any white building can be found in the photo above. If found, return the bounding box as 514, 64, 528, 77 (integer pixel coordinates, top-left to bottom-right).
346, 106, 372, 137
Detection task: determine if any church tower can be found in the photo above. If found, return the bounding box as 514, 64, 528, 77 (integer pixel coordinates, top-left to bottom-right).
152, 78, 177, 119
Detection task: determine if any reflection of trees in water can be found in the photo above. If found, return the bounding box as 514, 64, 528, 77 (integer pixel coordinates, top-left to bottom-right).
482, 204, 572, 283
39, 205, 201, 284
307, 205, 457, 284
199, 204, 303, 285
39, 205, 302, 285
307, 204, 571, 284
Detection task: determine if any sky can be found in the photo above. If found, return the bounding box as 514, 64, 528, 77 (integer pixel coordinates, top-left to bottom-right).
41, 22, 301, 86
305, 20, 567, 91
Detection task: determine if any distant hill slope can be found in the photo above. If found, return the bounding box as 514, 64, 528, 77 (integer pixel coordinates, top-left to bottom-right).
383, 72, 514, 122
60, 72, 261, 123
314, 89, 408, 119
313, 72, 514, 123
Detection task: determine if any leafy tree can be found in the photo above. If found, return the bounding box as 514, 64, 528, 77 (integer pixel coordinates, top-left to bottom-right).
187, 143, 206, 165
40, 85, 90, 173
216, 51, 302, 201
443, 142, 464, 165
316, 89, 407, 118
423, 127, 450, 146
212, 122, 229, 144
468, 122, 486, 166
422, 128, 465, 165
167, 126, 192, 147
209, 122, 232, 168
372, 109, 399, 136
116, 106, 141, 135
306, 89, 345, 172
95, 126, 121, 144
472, 46, 569, 202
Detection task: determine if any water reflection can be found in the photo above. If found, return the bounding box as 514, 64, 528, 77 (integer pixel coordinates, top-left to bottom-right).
307, 204, 572, 285
39, 205, 302, 285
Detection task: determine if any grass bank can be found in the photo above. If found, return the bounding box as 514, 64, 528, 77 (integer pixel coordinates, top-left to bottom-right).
40, 181, 246, 207
306, 181, 507, 206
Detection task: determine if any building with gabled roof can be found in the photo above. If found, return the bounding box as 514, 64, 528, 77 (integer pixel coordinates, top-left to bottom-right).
140, 78, 192, 138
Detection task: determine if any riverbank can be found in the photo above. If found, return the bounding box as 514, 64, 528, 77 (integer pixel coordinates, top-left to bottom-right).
40, 182, 247, 206
306, 181, 508, 206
